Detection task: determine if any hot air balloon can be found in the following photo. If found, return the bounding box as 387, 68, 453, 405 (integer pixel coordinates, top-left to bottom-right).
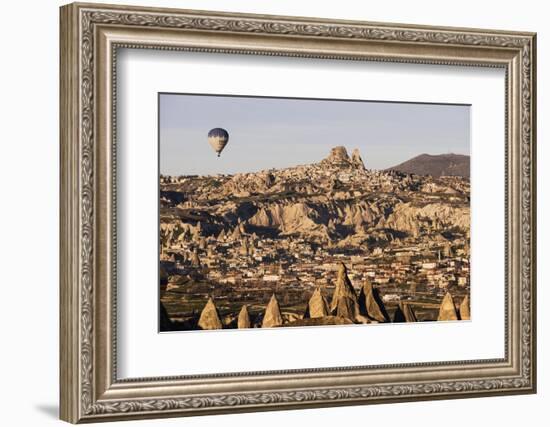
207, 128, 229, 157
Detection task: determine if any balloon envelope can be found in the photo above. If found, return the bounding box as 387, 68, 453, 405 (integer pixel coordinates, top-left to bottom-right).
208, 128, 229, 157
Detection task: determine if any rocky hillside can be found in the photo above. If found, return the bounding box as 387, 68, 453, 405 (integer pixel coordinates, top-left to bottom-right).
160, 146, 470, 248
386, 153, 470, 178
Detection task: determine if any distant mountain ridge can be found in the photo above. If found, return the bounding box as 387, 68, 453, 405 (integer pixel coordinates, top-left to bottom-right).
386, 153, 470, 178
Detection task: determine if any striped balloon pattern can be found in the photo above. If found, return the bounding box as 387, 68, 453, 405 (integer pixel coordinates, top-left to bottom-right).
207, 128, 229, 157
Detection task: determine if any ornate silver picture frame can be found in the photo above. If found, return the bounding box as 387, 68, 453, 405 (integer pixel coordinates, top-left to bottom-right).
60, 2, 536, 423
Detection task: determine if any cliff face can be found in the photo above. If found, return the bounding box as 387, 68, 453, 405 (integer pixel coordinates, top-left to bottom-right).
160, 146, 470, 249
378, 203, 470, 236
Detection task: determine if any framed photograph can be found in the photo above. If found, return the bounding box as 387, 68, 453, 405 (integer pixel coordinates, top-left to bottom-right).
60, 2, 537, 423
158, 93, 473, 331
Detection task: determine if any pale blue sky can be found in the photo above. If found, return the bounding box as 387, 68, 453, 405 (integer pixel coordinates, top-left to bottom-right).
159, 93, 470, 176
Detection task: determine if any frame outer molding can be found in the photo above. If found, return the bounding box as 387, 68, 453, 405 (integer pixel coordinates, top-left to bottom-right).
60, 4, 81, 423
60, 2, 536, 423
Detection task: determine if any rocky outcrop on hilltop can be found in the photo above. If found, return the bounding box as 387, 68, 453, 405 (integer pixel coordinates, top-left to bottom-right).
324, 146, 351, 165
160, 146, 469, 250
351, 148, 365, 169
319, 146, 367, 171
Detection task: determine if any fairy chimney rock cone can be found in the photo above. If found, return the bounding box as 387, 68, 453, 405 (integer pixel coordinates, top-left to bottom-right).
307, 287, 330, 318
330, 263, 358, 312
437, 292, 459, 321
459, 295, 470, 320
237, 305, 251, 329
358, 280, 390, 322
237, 305, 251, 328
198, 297, 222, 330
336, 296, 357, 320
262, 294, 283, 328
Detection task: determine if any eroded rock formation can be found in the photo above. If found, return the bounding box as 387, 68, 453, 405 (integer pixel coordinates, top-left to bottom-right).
330, 263, 358, 313
459, 295, 470, 320
358, 280, 390, 323
351, 148, 365, 169
198, 297, 222, 330
437, 292, 458, 321
305, 287, 330, 318
262, 294, 283, 328
238, 305, 251, 329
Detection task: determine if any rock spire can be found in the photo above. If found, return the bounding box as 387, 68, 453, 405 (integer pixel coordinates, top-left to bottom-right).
198, 297, 222, 330
437, 292, 459, 321
262, 294, 283, 328
358, 280, 390, 322
351, 148, 365, 169
238, 305, 251, 328
459, 295, 470, 320
336, 296, 357, 319
330, 263, 358, 313
305, 287, 330, 318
